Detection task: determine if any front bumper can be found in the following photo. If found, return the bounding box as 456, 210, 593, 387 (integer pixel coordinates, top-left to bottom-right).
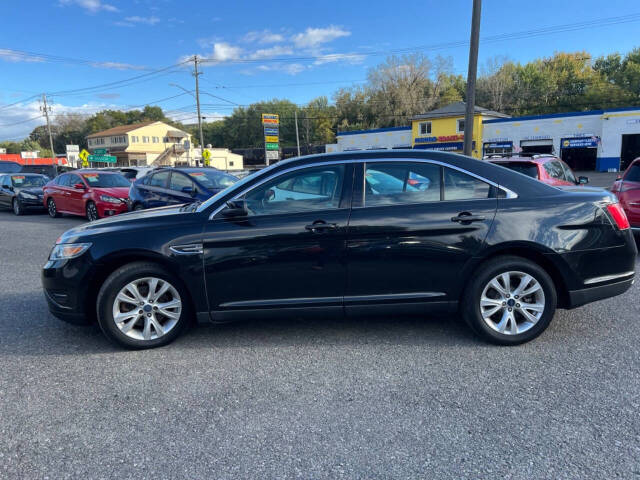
42, 255, 95, 324
19, 196, 46, 209
96, 201, 129, 217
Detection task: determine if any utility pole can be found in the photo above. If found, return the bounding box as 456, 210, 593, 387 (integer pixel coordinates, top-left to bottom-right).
41, 93, 55, 161
294, 110, 301, 156
193, 56, 205, 164
463, 0, 482, 157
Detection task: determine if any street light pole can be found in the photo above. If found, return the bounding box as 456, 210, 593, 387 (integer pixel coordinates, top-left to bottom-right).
463, 0, 482, 157
193, 56, 205, 160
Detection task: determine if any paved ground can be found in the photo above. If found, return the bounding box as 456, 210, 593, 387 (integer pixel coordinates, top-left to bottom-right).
1, 211, 639, 479
574, 171, 620, 188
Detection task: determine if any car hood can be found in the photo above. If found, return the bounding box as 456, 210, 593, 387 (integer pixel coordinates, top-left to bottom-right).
93, 186, 130, 198
58, 204, 198, 243
16, 186, 44, 195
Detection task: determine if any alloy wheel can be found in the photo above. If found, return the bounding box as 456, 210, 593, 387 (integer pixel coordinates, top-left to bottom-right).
13, 199, 20, 215
48, 199, 56, 217
479, 271, 545, 335
87, 203, 99, 221
112, 277, 182, 341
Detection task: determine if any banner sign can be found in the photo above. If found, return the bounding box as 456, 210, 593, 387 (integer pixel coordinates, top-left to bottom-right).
413, 141, 475, 152
561, 137, 599, 149
261, 113, 279, 125
264, 127, 279, 135
262, 113, 280, 163
484, 141, 513, 149
265, 135, 279, 143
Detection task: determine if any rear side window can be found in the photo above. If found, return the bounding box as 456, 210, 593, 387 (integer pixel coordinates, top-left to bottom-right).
57, 174, 71, 187
625, 163, 640, 182
543, 161, 566, 180
493, 162, 539, 179
443, 168, 491, 200
364, 162, 441, 206
149, 171, 170, 187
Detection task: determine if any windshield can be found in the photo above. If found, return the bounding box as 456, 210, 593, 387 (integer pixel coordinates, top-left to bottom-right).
197, 163, 280, 212
11, 175, 46, 188
82, 173, 130, 187
187, 170, 238, 189
492, 162, 539, 179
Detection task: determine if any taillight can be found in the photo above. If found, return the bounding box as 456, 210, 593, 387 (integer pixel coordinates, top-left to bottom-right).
606, 203, 630, 230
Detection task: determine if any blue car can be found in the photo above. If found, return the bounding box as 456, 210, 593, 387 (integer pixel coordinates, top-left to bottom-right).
129, 167, 238, 210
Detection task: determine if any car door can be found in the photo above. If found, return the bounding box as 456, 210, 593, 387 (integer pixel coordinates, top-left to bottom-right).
65, 173, 86, 215
344, 160, 498, 315
167, 171, 197, 205
144, 171, 171, 208
616, 161, 640, 227
52, 174, 72, 212
0, 176, 10, 208
202, 163, 354, 320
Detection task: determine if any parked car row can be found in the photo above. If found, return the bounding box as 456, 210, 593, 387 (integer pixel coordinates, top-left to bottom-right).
0, 166, 239, 221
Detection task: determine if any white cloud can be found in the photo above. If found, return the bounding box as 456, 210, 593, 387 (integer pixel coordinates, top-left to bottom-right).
58, 0, 118, 13
243, 30, 285, 44
247, 45, 293, 60
292, 26, 350, 48
123, 15, 160, 25
210, 42, 243, 62
256, 63, 305, 76
89, 61, 148, 70
0, 49, 45, 63
313, 52, 365, 65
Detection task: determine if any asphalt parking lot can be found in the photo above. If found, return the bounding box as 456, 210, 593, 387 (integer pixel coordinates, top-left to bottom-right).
1, 211, 639, 479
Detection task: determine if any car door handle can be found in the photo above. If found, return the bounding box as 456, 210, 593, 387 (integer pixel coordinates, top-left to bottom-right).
305, 221, 338, 232
451, 213, 486, 223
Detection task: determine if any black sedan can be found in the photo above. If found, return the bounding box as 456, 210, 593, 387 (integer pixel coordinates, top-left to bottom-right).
0, 173, 48, 215
42, 150, 637, 349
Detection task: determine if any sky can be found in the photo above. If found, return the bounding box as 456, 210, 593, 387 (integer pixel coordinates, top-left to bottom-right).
2, 0, 640, 141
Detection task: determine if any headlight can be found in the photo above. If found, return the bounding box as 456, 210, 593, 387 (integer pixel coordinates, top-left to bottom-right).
100, 195, 122, 204
49, 243, 92, 260
20, 192, 38, 199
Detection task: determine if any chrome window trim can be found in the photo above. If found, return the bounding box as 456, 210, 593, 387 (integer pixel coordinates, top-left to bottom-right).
208, 158, 518, 219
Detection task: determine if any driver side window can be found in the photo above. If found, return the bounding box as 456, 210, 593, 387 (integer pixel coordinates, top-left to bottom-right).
241, 165, 345, 216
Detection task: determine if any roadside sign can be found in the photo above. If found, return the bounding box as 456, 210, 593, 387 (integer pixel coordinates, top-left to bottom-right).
266, 150, 279, 161
265, 135, 279, 143
264, 127, 279, 135
261, 113, 279, 125
93, 148, 107, 155
79, 148, 90, 167
88, 154, 117, 163
265, 143, 279, 150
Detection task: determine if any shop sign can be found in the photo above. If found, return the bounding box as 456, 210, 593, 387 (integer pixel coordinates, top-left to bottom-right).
414, 134, 464, 144
561, 137, 599, 149
414, 141, 474, 151
522, 135, 552, 141
485, 141, 513, 149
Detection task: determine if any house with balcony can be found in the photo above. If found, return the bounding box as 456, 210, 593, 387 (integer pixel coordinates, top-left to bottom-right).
86, 121, 194, 166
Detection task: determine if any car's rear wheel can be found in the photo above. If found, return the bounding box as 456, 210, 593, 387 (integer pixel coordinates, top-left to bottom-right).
133, 203, 144, 211
462, 256, 557, 345
12, 198, 24, 216
96, 262, 191, 349
47, 198, 60, 218
86, 201, 99, 221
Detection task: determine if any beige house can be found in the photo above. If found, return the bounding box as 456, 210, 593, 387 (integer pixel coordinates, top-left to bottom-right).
86, 121, 194, 166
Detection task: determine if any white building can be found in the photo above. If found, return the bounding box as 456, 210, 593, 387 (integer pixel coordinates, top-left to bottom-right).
194, 147, 244, 171
483, 107, 640, 172
326, 126, 412, 153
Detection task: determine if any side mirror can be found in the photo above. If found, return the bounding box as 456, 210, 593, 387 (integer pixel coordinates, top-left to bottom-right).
616, 176, 622, 181
222, 199, 248, 218
181, 185, 196, 196
73, 183, 85, 190
578, 176, 589, 185
2, 184, 11, 190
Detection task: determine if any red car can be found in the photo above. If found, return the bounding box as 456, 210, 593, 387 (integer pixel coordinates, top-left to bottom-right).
488, 155, 589, 187
43, 170, 131, 221
611, 157, 640, 232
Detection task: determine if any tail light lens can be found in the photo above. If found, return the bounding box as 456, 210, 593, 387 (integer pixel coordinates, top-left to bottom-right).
606, 203, 630, 230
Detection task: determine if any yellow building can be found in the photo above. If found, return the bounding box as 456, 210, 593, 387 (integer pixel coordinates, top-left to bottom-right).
411, 102, 508, 159
86, 121, 194, 166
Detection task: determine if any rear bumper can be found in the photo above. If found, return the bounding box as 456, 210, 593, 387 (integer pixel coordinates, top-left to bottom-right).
567, 276, 634, 309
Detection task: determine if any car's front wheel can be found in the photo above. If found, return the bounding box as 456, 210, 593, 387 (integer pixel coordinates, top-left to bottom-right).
47, 198, 60, 218
96, 262, 191, 349
462, 256, 557, 345
86, 201, 99, 221
12, 198, 24, 216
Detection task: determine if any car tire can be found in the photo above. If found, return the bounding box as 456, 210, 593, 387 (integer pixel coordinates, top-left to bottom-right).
86, 201, 99, 221
96, 262, 192, 349
461, 255, 557, 345
133, 203, 144, 211
12, 198, 24, 216
47, 198, 60, 218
